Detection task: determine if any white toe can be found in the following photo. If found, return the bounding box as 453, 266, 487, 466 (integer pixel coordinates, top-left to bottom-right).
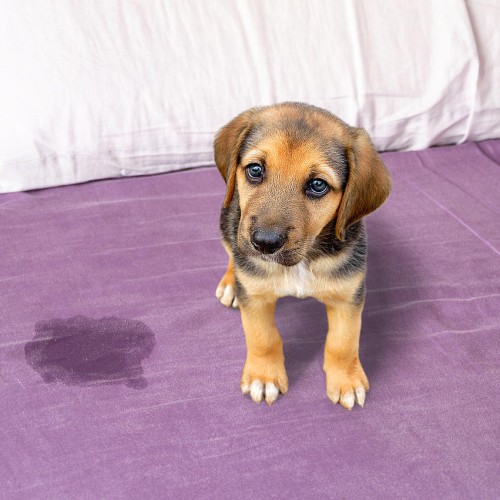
355, 387, 366, 407
250, 380, 264, 403
265, 383, 279, 405
241, 383, 250, 394
220, 285, 234, 307
232, 296, 239, 308
340, 391, 355, 410
328, 389, 340, 404
215, 285, 225, 300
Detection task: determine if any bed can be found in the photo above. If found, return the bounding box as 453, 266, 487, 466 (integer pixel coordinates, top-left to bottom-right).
1, 1, 499, 498
1, 140, 499, 497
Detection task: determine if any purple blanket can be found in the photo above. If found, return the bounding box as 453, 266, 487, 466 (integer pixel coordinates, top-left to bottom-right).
1, 141, 499, 498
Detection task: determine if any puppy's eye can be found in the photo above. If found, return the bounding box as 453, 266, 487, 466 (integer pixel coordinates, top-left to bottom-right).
306, 178, 330, 197
246, 163, 264, 182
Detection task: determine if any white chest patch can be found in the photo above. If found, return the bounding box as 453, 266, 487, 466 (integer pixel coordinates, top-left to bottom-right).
274, 261, 314, 298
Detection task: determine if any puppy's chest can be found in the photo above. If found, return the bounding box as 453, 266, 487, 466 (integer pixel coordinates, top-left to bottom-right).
273, 262, 316, 298
240, 257, 362, 301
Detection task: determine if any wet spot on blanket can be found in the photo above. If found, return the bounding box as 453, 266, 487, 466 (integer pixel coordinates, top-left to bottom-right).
25, 315, 155, 389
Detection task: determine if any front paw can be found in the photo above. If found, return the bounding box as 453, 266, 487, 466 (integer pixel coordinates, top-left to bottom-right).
241, 356, 288, 405
324, 356, 369, 410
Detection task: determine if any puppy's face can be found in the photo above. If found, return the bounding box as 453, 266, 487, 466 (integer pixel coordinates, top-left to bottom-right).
236, 126, 345, 266
215, 103, 391, 266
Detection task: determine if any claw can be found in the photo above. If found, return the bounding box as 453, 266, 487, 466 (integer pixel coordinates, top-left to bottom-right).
340, 391, 355, 410
355, 387, 366, 407
250, 380, 264, 403
327, 389, 340, 405
265, 383, 279, 405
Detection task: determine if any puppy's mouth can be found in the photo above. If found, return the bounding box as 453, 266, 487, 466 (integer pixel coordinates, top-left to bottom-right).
259, 250, 304, 267
241, 239, 305, 267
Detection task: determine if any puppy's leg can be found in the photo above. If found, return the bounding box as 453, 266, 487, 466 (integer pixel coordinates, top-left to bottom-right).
322, 299, 369, 410
216, 251, 239, 308
240, 296, 288, 405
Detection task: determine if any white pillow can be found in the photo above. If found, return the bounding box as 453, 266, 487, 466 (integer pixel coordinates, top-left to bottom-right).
1, 0, 499, 193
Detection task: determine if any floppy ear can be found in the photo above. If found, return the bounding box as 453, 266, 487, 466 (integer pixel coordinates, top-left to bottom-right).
214, 110, 254, 208
335, 127, 392, 240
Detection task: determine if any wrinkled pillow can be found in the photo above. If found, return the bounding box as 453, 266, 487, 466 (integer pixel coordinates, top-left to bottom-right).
0, 0, 498, 193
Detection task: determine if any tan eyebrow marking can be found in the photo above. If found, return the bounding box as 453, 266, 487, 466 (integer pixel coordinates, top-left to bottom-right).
313, 165, 342, 191
241, 148, 267, 164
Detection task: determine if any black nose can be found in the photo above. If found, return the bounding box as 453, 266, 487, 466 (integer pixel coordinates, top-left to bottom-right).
251, 229, 286, 254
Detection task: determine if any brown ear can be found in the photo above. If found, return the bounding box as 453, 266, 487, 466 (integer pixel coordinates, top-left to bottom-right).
214, 110, 254, 208
335, 128, 392, 240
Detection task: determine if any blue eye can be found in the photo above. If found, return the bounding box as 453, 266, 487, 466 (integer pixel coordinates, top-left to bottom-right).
307, 178, 329, 197
246, 164, 264, 181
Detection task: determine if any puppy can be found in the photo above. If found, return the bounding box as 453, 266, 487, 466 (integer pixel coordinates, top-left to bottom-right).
214, 102, 391, 409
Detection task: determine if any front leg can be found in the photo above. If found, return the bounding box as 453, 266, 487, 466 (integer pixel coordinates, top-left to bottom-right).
322, 297, 369, 410
239, 295, 288, 405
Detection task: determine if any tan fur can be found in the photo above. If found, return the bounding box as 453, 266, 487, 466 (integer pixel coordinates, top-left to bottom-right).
239, 297, 288, 396
323, 301, 369, 408
217, 254, 235, 290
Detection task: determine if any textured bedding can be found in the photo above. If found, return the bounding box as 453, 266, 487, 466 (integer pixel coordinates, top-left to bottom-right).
1, 141, 499, 498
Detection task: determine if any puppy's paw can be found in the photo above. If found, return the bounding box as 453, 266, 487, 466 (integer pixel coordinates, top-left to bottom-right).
216, 273, 238, 308
324, 357, 369, 410
241, 358, 288, 405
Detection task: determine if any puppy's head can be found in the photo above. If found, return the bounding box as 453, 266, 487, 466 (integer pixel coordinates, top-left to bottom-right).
214, 102, 391, 266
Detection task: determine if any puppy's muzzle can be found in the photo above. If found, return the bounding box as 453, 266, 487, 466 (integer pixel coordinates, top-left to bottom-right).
251, 229, 286, 254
